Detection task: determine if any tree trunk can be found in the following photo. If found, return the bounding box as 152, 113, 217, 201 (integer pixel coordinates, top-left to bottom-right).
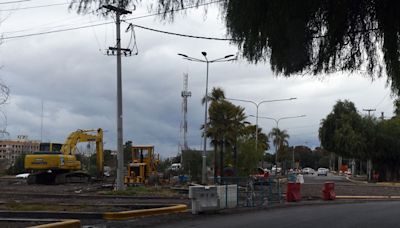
233, 142, 237, 176
220, 137, 225, 180
213, 146, 218, 183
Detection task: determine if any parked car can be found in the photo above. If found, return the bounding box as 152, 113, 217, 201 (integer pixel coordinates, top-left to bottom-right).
302, 167, 315, 175
15, 173, 30, 179
317, 168, 329, 176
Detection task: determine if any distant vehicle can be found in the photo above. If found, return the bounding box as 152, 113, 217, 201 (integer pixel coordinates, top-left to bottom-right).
16, 173, 30, 179
302, 167, 315, 175
317, 168, 329, 176
271, 166, 281, 175
251, 167, 269, 185
170, 163, 181, 171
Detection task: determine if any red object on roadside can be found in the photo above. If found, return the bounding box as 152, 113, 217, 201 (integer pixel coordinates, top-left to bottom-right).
322, 182, 336, 200
286, 182, 301, 202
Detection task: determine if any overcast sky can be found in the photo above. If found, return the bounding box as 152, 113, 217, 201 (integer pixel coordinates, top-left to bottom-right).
0, 0, 395, 158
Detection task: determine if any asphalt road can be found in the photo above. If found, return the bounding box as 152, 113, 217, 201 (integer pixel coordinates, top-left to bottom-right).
151, 201, 400, 228
302, 173, 352, 185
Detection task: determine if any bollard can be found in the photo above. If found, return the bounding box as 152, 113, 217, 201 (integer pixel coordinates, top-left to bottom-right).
322, 182, 336, 200
286, 182, 301, 202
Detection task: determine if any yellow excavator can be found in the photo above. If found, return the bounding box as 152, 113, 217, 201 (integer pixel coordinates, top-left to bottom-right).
25, 128, 104, 185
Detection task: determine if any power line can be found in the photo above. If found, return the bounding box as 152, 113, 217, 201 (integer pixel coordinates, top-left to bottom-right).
0, 2, 69, 11
374, 90, 390, 109
0, 0, 30, 5
2, 21, 113, 40
126, 23, 234, 41
2, 0, 226, 40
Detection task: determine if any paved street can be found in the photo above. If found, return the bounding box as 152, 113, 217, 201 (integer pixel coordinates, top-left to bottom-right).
152, 201, 400, 228
302, 173, 353, 185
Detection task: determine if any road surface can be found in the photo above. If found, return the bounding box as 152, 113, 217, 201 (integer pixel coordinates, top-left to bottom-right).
302, 172, 352, 185
151, 201, 400, 228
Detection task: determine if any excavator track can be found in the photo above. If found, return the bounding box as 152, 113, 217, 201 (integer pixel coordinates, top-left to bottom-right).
27, 171, 91, 185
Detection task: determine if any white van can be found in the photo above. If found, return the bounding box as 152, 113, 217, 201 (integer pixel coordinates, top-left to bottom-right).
171, 163, 181, 171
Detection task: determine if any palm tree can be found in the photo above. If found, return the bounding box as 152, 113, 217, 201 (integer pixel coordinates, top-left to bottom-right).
203, 87, 248, 178
203, 87, 226, 179
269, 127, 290, 164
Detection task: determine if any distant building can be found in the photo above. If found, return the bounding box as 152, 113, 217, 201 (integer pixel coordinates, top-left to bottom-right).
0, 135, 40, 168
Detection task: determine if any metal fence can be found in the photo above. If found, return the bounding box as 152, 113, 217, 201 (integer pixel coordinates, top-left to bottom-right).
219, 176, 283, 207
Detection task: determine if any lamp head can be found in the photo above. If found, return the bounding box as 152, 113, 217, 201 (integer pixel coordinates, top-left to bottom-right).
178, 53, 188, 58
201, 52, 207, 57
225, 54, 234, 58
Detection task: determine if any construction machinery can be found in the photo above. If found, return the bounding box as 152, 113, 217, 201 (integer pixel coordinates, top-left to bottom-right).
124, 145, 159, 185
25, 128, 104, 184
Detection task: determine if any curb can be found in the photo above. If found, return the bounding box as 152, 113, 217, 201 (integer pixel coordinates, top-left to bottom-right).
336, 195, 400, 200
346, 176, 400, 187
345, 176, 368, 184
103, 204, 188, 220
28, 219, 81, 228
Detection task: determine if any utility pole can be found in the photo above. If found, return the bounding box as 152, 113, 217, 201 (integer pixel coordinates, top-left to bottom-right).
181, 73, 191, 151
102, 3, 132, 191
363, 108, 376, 117
363, 108, 376, 182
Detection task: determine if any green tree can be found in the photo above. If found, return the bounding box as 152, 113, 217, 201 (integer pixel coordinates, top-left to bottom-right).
394, 99, 400, 117
7, 154, 26, 175
181, 149, 202, 181
204, 87, 248, 177
269, 127, 289, 163
236, 138, 263, 176
319, 100, 365, 159
375, 117, 400, 181
123, 140, 133, 165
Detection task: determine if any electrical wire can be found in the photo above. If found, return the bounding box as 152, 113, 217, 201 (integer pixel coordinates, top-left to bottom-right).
0, 0, 30, 5
2, 21, 113, 40
374, 90, 390, 109
2, 0, 227, 41
126, 23, 235, 41
0, 2, 69, 11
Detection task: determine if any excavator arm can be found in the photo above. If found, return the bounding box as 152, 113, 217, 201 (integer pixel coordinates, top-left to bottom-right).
60, 128, 104, 178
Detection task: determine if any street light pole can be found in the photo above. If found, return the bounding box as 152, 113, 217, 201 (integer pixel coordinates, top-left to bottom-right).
251, 114, 306, 169
202, 52, 209, 185
226, 97, 297, 167
178, 52, 236, 185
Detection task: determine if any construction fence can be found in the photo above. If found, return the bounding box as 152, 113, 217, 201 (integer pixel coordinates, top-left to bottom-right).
218, 176, 284, 208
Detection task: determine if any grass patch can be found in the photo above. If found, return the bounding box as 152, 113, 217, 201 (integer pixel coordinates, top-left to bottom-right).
100, 186, 180, 197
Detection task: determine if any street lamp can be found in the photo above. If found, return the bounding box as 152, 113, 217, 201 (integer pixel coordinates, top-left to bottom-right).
226, 97, 297, 166
178, 52, 236, 185
250, 114, 306, 169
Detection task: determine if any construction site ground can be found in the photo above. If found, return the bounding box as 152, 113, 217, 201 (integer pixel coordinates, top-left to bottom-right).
1, 174, 400, 227
0, 176, 188, 211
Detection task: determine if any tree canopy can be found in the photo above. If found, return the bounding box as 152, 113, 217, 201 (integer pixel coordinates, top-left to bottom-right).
319, 100, 366, 159
73, 0, 400, 95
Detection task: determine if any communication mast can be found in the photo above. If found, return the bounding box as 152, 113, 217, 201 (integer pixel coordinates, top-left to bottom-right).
181, 73, 191, 151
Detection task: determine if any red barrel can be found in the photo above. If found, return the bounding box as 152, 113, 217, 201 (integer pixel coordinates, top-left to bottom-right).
286, 182, 301, 202
322, 182, 336, 200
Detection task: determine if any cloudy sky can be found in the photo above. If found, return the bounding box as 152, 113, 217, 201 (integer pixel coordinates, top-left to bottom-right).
0, 0, 395, 158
